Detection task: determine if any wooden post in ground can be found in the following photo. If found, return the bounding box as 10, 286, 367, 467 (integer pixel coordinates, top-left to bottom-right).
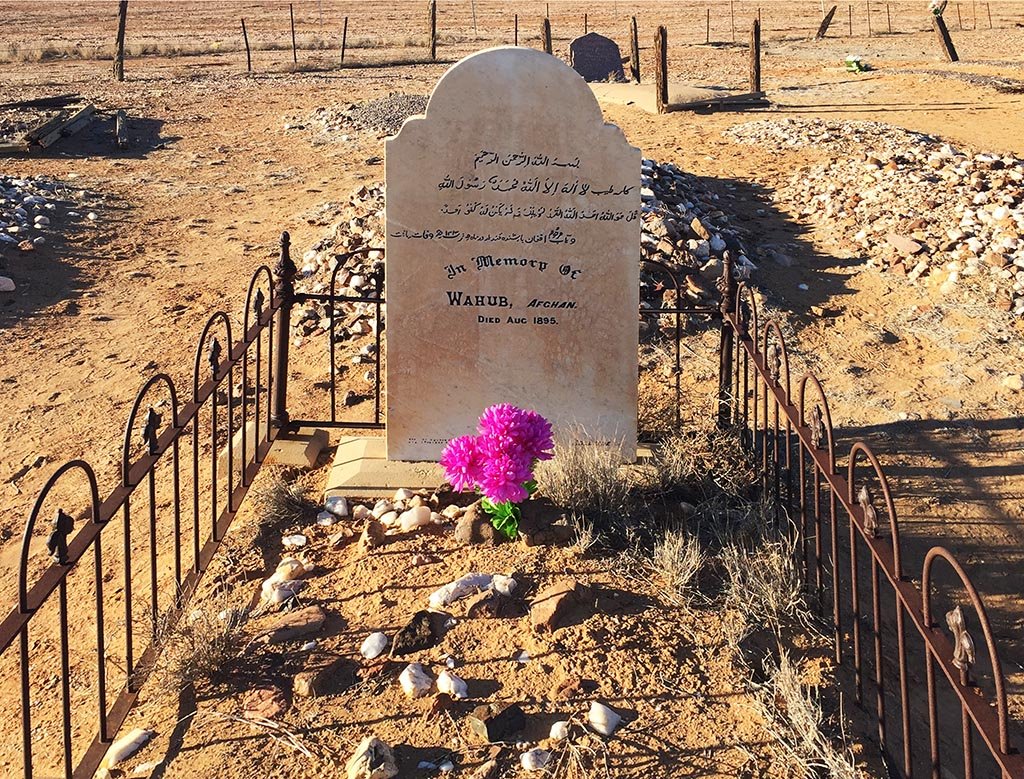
956, 3, 963, 29
972, 0, 976, 29
986, 2, 992, 28
289, 3, 297, 63
514, 14, 519, 45
730, 0, 736, 41
629, 16, 640, 82
655, 25, 668, 114
706, 8, 711, 42
241, 18, 251, 71
749, 18, 761, 92
886, 3, 892, 33
542, 17, 552, 54
848, 4, 853, 34
341, 16, 348, 64
866, 0, 872, 35
471, 0, 478, 35
816, 5, 838, 38
584, 13, 588, 33
429, 0, 437, 61
113, 0, 128, 82
932, 13, 959, 60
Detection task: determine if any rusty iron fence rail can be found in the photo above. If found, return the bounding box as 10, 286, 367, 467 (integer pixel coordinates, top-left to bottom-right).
720, 277, 1024, 778
0, 235, 289, 778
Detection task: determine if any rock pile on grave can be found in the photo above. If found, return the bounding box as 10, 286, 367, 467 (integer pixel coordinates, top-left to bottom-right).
305, 94, 429, 142
292, 155, 752, 350
1, 175, 88, 261
727, 118, 1024, 317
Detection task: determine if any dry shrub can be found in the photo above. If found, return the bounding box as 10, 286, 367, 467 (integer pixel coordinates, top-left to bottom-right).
152, 603, 245, 694
651, 526, 704, 606
651, 427, 757, 501
756, 650, 862, 778
536, 435, 632, 520
253, 475, 319, 528
719, 529, 806, 645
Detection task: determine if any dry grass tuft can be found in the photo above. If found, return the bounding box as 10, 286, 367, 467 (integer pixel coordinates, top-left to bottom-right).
756, 650, 862, 778
651, 427, 758, 501
253, 475, 319, 528
152, 603, 245, 694
650, 526, 704, 606
536, 434, 632, 521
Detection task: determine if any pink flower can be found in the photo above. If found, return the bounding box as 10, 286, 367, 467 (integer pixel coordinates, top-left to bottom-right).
519, 409, 554, 461
440, 435, 484, 492
479, 451, 532, 503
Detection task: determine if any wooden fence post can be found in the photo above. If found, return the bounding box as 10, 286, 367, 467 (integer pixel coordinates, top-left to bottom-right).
113, 0, 128, 82
866, 0, 872, 35
341, 16, 348, 64
584, 13, 588, 33
542, 17, 552, 54
749, 18, 761, 92
816, 5, 838, 38
886, 3, 892, 33
848, 4, 853, 35
514, 13, 519, 45
986, 2, 992, 28
241, 18, 252, 72
932, 13, 959, 61
655, 26, 668, 114
706, 8, 711, 43
289, 3, 297, 63
956, 3, 963, 29
429, 0, 437, 61
630, 16, 640, 82
730, 0, 736, 41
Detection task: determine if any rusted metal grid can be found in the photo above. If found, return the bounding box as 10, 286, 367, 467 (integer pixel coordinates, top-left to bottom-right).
0, 236, 287, 779
721, 279, 1024, 779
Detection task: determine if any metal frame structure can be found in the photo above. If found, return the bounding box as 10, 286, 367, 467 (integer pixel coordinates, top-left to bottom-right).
0, 235, 1021, 777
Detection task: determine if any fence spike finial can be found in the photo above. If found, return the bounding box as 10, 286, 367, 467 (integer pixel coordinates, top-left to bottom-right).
766, 343, 781, 383
809, 404, 825, 449
142, 406, 161, 456
46, 509, 75, 565
254, 287, 265, 319
946, 605, 976, 672
858, 483, 879, 537
207, 338, 222, 379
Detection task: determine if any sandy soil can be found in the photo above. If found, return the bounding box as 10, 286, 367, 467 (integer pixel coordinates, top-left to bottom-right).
1, 1, 1024, 776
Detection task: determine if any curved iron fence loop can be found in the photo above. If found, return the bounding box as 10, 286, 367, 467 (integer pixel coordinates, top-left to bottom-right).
922, 546, 1012, 756
797, 372, 836, 472
846, 441, 903, 577
121, 373, 180, 488
192, 311, 233, 400
762, 320, 792, 400
244, 265, 275, 332
18, 460, 101, 614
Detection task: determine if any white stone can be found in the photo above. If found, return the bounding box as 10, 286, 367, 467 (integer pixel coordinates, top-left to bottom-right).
379, 511, 400, 528
325, 495, 349, 517
352, 504, 372, 521
0, 276, 14, 292
399, 663, 433, 698
549, 721, 570, 740
360, 632, 389, 659
316, 510, 337, 526
282, 534, 307, 549
372, 499, 393, 518
520, 749, 552, 772
436, 669, 468, 699
588, 701, 622, 736
345, 737, 398, 779
1002, 374, 1024, 392
393, 487, 415, 501
385, 47, 640, 462
398, 505, 431, 532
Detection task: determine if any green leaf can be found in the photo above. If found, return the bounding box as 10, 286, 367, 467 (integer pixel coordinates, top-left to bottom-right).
480, 498, 520, 540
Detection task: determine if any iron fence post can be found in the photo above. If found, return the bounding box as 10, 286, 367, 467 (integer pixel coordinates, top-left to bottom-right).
272, 231, 295, 427
717, 252, 737, 428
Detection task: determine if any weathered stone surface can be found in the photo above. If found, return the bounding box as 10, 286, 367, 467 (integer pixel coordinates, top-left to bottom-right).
256, 605, 327, 644
386, 47, 640, 461
391, 609, 447, 656
345, 736, 399, 779
885, 233, 924, 256
360, 519, 386, 550
465, 588, 525, 619
469, 702, 526, 742
569, 32, 626, 83
530, 579, 591, 633
241, 683, 290, 719
454, 503, 500, 545
517, 499, 574, 547
294, 653, 356, 697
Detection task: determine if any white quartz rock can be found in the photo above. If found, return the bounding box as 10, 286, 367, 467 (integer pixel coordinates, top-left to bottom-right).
428, 572, 517, 609
398, 506, 431, 532
393, 488, 416, 501
520, 749, 551, 772
345, 737, 398, 779
588, 701, 622, 736
436, 669, 468, 699
325, 495, 349, 517
549, 721, 570, 741
360, 632, 389, 659
399, 663, 433, 698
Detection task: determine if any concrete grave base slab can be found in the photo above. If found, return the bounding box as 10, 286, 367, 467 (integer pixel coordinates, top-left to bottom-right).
266, 426, 329, 468
324, 436, 445, 499
590, 82, 725, 113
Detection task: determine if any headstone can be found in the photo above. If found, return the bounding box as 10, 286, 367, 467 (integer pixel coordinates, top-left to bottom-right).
385, 47, 640, 461
569, 32, 626, 83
